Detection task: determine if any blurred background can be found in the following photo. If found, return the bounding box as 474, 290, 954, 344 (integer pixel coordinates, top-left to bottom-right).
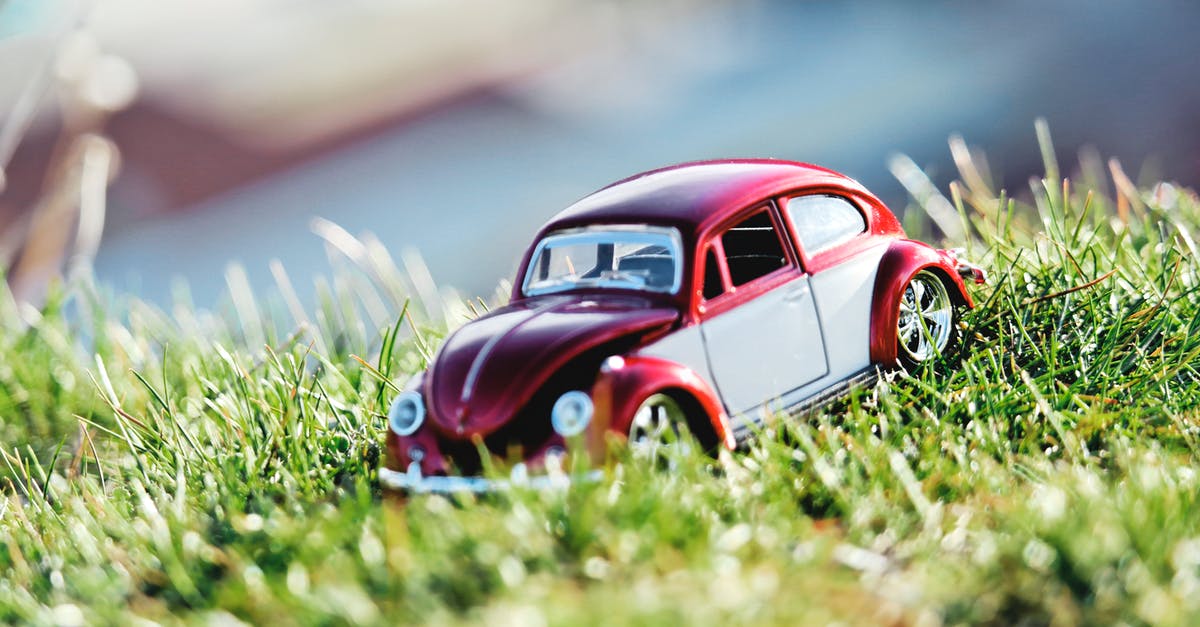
2, 0, 1199, 310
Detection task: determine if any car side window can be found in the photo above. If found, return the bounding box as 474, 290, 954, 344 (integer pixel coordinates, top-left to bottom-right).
786, 194, 866, 254
719, 209, 787, 287
702, 247, 725, 300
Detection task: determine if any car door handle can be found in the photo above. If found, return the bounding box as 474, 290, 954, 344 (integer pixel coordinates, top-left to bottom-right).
783, 282, 810, 302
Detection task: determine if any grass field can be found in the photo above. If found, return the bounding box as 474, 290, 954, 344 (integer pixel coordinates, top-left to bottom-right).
4, 131, 1200, 625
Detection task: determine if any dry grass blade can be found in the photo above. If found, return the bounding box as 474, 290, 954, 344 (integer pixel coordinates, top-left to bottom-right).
1023, 268, 1117, 305
888, 152, 966, 241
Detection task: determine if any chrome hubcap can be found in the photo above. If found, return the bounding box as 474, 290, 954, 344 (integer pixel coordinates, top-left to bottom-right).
629, 394, 690, 461
898, 271, 953, 362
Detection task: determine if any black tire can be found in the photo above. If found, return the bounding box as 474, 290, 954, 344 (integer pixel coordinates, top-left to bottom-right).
896, 270, 958, 368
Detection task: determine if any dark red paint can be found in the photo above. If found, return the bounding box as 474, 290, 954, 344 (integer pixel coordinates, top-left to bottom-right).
590, 355, 735, 452
425, 295, 678, 438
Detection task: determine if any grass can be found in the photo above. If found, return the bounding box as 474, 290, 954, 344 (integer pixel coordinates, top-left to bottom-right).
4, 128, 1200, 625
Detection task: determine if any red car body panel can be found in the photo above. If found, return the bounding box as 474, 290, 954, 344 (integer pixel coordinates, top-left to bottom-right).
589, 354, 736, 456
781, 188, 904, 275
426, 295, 678, 438
385, 417, 572, 477
869, 240, 975, 365
512, 159, 895, 311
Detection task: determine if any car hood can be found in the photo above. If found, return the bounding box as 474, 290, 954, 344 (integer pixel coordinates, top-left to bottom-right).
424, 295, 679, 438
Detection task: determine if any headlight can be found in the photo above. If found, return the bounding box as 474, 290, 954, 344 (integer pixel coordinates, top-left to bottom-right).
388, 391, 425, 436
551, 391, 593, 437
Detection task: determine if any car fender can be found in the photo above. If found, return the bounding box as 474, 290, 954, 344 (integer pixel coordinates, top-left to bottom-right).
869, 239, 974, 365
588, 355, 736, 456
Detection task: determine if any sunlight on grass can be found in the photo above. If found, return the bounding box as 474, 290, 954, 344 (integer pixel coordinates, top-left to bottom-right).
4, 125, 1200, 624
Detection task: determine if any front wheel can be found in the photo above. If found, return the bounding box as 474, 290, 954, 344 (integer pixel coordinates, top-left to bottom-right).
628, 393, 693, 462
896, 270, 957, 367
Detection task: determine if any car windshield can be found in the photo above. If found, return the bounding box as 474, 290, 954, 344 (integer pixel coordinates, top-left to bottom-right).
523, 226, 683, 296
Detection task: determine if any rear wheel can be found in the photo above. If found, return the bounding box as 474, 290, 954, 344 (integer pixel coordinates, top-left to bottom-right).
896, 270, 957, 367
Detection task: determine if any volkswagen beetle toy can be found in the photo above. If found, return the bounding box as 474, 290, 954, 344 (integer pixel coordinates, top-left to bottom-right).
380, 159, 986, 493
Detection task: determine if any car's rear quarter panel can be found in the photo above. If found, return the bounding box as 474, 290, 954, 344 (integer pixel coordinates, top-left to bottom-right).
869, 240, 976, 365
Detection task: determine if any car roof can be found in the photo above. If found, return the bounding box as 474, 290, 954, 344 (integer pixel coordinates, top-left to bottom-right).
542, 159, 873, 233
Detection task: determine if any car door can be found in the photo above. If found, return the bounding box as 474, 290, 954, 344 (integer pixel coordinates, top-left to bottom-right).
698, 205, 829, 417
782, 193, 885, 381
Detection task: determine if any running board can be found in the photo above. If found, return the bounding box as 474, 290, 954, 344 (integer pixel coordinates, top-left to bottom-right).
730, 366, 881, 444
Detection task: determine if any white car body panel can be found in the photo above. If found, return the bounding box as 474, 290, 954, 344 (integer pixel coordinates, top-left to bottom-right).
635, 323, 719, 394
806, 243, 887, 382
700, 275, 828, 416
629, 242, 888, 433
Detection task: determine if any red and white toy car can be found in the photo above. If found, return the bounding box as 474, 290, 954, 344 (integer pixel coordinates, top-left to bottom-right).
380, 160, 985, 493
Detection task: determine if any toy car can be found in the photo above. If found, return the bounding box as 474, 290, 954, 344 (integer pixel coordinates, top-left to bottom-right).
379, 159, 985, 493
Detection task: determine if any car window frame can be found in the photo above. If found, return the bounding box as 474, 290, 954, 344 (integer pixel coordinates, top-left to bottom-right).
699, 241, 731, 302
694, 201, 802, 319
780, 191, 872, 274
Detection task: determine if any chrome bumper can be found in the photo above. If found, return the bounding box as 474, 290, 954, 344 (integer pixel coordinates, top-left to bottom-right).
378, 462, 603, 494
956, 260, 988, 285
947, 248, 988, 285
